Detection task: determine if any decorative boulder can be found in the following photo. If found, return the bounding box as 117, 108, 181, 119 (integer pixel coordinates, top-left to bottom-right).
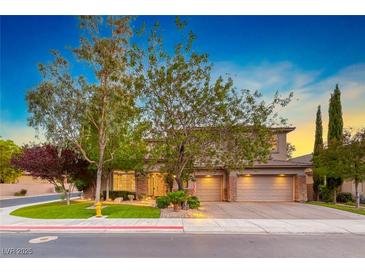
114, 197, 123, 203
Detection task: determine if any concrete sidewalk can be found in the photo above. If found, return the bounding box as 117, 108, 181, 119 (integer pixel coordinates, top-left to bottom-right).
1, 203, 365, 234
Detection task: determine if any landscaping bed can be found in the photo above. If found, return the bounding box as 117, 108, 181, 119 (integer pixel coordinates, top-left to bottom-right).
307, 201, 365, 216
10, 200, 160, 219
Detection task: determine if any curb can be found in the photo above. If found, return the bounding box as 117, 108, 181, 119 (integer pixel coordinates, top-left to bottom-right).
0, 225, 184, 231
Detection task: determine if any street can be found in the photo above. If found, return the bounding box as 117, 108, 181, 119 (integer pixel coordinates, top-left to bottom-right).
0, 192, 82, 208
1, 233, 365, 257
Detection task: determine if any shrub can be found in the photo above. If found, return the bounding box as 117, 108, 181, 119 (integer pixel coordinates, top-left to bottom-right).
360, 194, 365, 204
55, 185, 63, 193
336, 192, 354, 203
14, 189, 27, 196
319, 185, 333, 202
187, 196, 200, 209
167, 191, 187, 205
102, 190, 136, 201
156, 196, 170, 209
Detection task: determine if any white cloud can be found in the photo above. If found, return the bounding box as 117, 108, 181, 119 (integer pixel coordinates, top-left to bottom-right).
213, 61, 365, 156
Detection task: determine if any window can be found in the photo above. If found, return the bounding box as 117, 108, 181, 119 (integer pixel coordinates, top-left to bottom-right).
113, 171, 136, 192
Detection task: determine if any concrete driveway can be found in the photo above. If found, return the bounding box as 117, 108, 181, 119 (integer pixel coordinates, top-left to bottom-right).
197, 202, 365, 219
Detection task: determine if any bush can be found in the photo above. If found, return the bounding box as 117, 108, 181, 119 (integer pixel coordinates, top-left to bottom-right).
55, 185, 63, 193
14, 189, 27, 196
360, 195, 365, 204
102, 190, 136, 201
187, 196, 200, 209
156, 196, 170, 209
167, 191, 187, 205
319, 185, 333, 202
336, 192, 354, 203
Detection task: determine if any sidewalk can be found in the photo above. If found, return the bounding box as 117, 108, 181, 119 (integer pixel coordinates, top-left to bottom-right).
1, 203, 365, 234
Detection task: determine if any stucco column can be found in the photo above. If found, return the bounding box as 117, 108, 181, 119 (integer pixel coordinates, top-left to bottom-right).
227, 171, 237, 202
295, 175, 308, 202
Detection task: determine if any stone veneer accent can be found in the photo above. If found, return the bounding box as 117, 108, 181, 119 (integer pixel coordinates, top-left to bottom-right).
135, 173, 148, 197
295, 175, 307, 202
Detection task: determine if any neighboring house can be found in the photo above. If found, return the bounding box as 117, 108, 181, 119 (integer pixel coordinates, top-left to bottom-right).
106, 127, 313, 202
289, 153, 365, 199
0, 172, 56, 197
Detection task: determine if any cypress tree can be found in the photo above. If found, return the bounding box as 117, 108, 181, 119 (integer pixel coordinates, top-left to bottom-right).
326, 84, 344, 203
328, 84, 343, 145
312, 105, 324, 200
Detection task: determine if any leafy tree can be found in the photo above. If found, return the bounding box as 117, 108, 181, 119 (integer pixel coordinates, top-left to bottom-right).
80, 119, 148, 200
142, 18, 292, 190
11, 144, 89, 205
326, 84, 344, 202
286, 143, 296, 159
0, 138, 22, 184
26, 16, 144, 203
315, 128, 365, 208
312, 105, 324, 200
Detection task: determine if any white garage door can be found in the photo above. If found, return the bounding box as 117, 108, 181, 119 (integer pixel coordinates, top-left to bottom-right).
237, 175, 294, 201
195, 176, 222, 202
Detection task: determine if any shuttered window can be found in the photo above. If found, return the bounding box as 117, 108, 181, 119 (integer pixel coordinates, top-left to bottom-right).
113, 171, 136, 192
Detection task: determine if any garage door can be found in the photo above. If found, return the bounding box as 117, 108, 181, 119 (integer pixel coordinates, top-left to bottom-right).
195, 176, 222, 202
237, 175, 293, 201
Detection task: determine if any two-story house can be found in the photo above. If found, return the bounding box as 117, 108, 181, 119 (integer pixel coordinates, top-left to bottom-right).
109, 127, 313, 202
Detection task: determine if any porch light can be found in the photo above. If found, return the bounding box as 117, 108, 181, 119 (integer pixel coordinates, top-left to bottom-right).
279, 174, 285, 177
245, 174, 251, 177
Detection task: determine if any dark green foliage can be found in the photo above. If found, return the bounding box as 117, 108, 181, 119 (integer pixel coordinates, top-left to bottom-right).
167, 190, 187, 205
313, 105, 324, 155
336, 192, 354, 203
319, 185, 333, 203
187, 196, 200, 209
327, 84, 343, 145
313, 105, 324, 198
14, 189, 27, 196
156, 196, 170, 209
326, 84, 344, 200
102, 190, 136, 201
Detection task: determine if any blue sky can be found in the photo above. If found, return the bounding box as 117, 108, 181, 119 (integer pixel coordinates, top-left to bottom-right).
1, 16, 365, 155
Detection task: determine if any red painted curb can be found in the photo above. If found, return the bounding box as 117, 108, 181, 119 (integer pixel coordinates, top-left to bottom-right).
0, 225, 184, 230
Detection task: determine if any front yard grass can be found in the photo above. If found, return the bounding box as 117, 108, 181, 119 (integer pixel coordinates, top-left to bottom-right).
10, 200, 160, 219
307, 201, 365, 216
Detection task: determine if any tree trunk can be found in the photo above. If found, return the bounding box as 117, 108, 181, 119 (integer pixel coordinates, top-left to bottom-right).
176, 177, 183, 191
355, 181, 360, 209
333, 188, 337, 204
65, 190, 70, 205
95, 164, 103, 203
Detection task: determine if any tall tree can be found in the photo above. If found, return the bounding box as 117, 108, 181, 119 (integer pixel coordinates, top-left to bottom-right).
315, 128, 365, 208
12, 144, 89, 205
326, 84, 344, 202
142, 18, 292, 190
0, 138, 22, 184
312, 105, 324, 200
26, 16, 143, 203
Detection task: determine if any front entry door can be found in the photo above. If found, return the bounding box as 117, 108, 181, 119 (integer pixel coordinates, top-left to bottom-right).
147, 173, 167, 197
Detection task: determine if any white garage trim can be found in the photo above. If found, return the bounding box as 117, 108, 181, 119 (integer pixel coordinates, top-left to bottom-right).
236, 174, 295, 202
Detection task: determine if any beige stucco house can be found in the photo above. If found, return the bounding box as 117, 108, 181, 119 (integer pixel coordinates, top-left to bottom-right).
108, 127, 314, 202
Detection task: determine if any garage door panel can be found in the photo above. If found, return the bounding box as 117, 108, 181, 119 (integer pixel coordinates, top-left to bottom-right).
195, 176, 222, 202
237, 176, 293, 201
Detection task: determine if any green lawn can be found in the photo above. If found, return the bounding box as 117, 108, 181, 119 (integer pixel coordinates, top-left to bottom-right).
10, 201, 160, 219
307, 201, 365, 216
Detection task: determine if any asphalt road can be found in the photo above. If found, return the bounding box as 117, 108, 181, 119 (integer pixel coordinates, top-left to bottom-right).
0, 192, 82, 208
1, 233, 365, 258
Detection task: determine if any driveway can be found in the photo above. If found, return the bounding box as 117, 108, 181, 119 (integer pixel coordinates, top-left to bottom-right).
197, 202, 365, 219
